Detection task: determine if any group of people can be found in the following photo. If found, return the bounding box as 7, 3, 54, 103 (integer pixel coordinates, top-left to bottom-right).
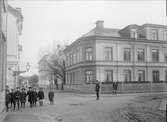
5, 87, 45, 112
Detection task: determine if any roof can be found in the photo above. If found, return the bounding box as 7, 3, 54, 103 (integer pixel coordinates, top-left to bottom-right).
38, 54, 49, 64
7, 5, 23, 20
82, 27, 121, 37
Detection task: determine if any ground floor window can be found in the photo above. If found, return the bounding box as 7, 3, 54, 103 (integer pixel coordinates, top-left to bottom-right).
165, 71, 167, 82
152, 70, 159, 82
85, 70, 93, 83
124, 70, 131, 82
105, 70, 113, 82
138, 70, 145, 81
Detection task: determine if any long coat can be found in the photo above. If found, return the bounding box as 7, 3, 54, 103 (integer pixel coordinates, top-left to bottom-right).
48, 91, 54, 101
38, 91, 44, 100
20, 91, 27, 103
14, 90, 21, 101
32, 91, 38, 102
27, 90, 33, 102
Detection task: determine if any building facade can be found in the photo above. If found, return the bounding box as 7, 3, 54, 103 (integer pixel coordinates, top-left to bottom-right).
38, 55, 54, 87
0, 0, 8, 112
64, 21, 167, 85
6, 5, 23, 89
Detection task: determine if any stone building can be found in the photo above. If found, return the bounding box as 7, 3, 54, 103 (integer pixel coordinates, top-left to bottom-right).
0, 0, 8, 112
38, 55, 54, 87
6, 5, 23, 89
64, 21, 167, 85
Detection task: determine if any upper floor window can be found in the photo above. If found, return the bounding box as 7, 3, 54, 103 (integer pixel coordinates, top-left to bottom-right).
76, 49, 80, 63
164, 51, 167, 62
105, 70, 113, 82
73, 53, 76, 64
104, 47, 113, 61
137, 48, 144, 62
131, 29, 137, 39
85, 70, 93, 83
70, 54, 73, 65
85, 47, 93, 61
163, 31, 167, 41
152, 49, 159, 62
151, 29, 158, 40
124, 48, 131, 62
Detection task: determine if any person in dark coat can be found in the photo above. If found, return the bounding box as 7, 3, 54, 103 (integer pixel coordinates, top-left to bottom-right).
5, 90, 11, 112
20, 88, 27, 108
32, 88, 38, 106
48, 89, 54, 104
10, 89, 15, 109
27, 87, 33, 107
38, 87, 44, 106
113, 82, 118, 94
14, 87, 21, 110
95, 80, 100, 100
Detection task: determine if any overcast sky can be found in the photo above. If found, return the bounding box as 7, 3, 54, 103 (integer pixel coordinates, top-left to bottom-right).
9, 0, 167, 75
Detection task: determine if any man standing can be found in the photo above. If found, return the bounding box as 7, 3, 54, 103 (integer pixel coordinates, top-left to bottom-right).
48, 89, 54, 104
14, 87, 21, 110
32, 88, 38, 107
95, 80, 100, 100
38, 87, 44, 106
20, 88, 27, 108
10, 89, 15, 109
5, 90, 11, 112
27, 87, 33, 107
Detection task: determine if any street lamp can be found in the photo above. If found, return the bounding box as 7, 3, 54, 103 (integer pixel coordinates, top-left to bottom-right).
26, 62, 30, 72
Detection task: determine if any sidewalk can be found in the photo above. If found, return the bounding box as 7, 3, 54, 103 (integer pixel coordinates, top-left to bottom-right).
0, 111, 7, 122
56, 90, 167, 98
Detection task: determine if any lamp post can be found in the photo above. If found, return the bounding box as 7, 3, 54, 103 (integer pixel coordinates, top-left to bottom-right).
13, 62, 30, 88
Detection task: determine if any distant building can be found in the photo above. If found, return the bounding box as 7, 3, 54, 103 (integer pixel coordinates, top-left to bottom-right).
38, 55, 54, 87
0, 0, 8, 112
6, 5, 23, 89
64, 21, 167, 85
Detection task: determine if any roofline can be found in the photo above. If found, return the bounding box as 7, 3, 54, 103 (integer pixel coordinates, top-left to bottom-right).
142, 24, 167, 29
7, 5, 23, 20
38, 54, 49, 64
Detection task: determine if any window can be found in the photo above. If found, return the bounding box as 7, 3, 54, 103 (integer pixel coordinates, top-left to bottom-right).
76, 50, 79, 63
105, 70, 113, 82
73, 53, 76, 64
163, 31, 167, 40
151, 29, 158, 40
124, 70, 131, 82
85, 47, 93, 61
104, 47, 113, 61
152, 70, 159, 82
66, 56, 68, 66
131, 29, 137, 38
70, 54, 72, 65
124, 48, 131, 61
138, 70, 145, 81
164, 52, 167, 62
165, 71, 167, 82
152, 49, 159, 62
137, 48, 144, 62
85, 71, 93, 83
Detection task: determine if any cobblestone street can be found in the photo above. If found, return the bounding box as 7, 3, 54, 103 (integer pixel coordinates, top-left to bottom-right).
2, 92, 137, 122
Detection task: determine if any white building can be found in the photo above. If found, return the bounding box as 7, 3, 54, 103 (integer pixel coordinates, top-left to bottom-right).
64, 21, 167, 85
6, 5, 23, 89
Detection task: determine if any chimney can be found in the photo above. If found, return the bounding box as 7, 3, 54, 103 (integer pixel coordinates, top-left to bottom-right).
96, 20, 104, 29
